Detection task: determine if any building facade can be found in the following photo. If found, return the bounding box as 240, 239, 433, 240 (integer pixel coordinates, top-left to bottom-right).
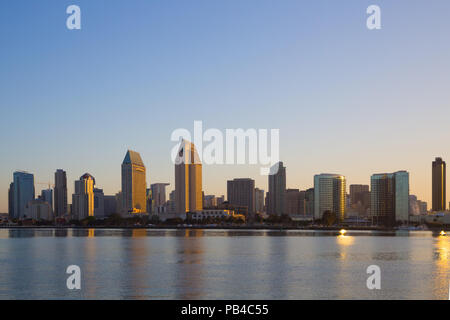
432, 157, 446, 211
175, 140, 203, 213
72, 173, 95, 220
254, 188, 265, 214
227, 178, 255, 217
370, 171, 409, 225
122, 150, 147, 214
54, 169, 68, 217
12, 171, 35, 219
313, 174, 346, 221
267, 161, 286, 216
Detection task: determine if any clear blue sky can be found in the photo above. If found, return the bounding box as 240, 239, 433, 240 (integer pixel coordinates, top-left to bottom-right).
1, 0, 450, 212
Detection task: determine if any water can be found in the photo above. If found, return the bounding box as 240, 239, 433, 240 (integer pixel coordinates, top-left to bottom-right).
0, 228, 449, 300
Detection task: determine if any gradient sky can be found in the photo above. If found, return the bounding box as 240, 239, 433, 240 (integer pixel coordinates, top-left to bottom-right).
1, 0, 450, 212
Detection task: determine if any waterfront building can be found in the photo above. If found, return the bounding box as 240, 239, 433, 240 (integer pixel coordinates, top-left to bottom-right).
370, 171, 409, 225
175, 140, 203, 213
432, 157, 446, 211
72, 173, 95, 220
12, 171, 35, 219
267, 161, 286, 215
122, 150, 147, 214
227, 178, 255, 217
313, 174, 346, 221
94, 188, 105, 218
255, 188, 265, 214
25, 199, 53, 221
54, 169, 68, 217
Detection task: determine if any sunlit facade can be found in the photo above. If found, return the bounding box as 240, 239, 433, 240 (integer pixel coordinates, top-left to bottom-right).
121, 150, 147, 214
72, 173, 95, 220
313, 174, 346, 221
175, 140, 203, 213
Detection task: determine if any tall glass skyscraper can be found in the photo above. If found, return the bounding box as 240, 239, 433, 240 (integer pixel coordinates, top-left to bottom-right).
12, 171, 35, 219
313, 174, 346, 221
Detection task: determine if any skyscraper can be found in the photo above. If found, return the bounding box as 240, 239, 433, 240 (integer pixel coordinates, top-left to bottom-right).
175, 140, 202, 213
72, 173, 95, 220
54, 169, 68, 217
8, 182, 14, 218
40, 189, 53, 210
227, 178, 255, 217
267, 161, 286, 216
349, 184, 370, 215
12, 171, 35, 219
285, 189, 306, 216
432, 157, 446, 211
254, 188, 265, 214
94, 188, 105, 218
122, 150, 147, 214
370, 171, 409, 225
314, 174, 346, 221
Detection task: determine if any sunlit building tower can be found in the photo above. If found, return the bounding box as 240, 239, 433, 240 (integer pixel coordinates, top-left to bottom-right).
12, 171, 35, 219
432, 157, 446, 211
72, 173, 95, 220
122, 150, 147, 214
267, 162, 286, 216
227, 178, 255, 217
54, 169, 68, 217
314, 174, 346, 221
370, 171, 409, 225
175, 140, 202, 213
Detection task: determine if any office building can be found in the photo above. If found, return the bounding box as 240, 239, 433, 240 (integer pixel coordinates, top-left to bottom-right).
370, 171, 409, 225
54, 169, 68, 217
72, 173, 95, 220
432, 157, 446, 211
267, 161, 286, 215
122, 150, 147, 214
255, 188, 265, 213
314, 174, 346, 221
227, 178, 255, 217
12, 171, 35, 219
175, 140, 203, 213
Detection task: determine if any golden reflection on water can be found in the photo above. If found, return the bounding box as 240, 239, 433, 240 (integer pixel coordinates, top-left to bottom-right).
88, 228, 95, 238
337, 235, 355, 247
433, 234, 450, 299
131, 229, 147, 237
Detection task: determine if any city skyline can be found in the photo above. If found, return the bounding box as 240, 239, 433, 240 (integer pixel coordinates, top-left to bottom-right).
2, 1, 450, 212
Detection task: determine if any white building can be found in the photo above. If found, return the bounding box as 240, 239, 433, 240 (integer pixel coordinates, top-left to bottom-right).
25, 199, 53, 221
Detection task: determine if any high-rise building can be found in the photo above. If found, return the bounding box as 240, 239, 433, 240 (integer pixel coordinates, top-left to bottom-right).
314, 174, 346, 221
267, 161, 286, 215
8, 182, 14, 218
151, 183, 170, 208
72, 173, 95, 220
370, 171, 409, 225
54, 169, 68, 217
432, 157, 446, 211
203, 195, 218, 208
12, 171, 35, 219
349, 184, 370, 215
255, 188, 265, 213
305, 188, 314, 216
227, 178, 255, 217
175, 140, 202, 213
285, 189, 306, 216
122, 150, 147, 214
25, 199, 53, 221
104, 195, 117, 217
40, 188, 53, 210
94, 188, 105, 218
